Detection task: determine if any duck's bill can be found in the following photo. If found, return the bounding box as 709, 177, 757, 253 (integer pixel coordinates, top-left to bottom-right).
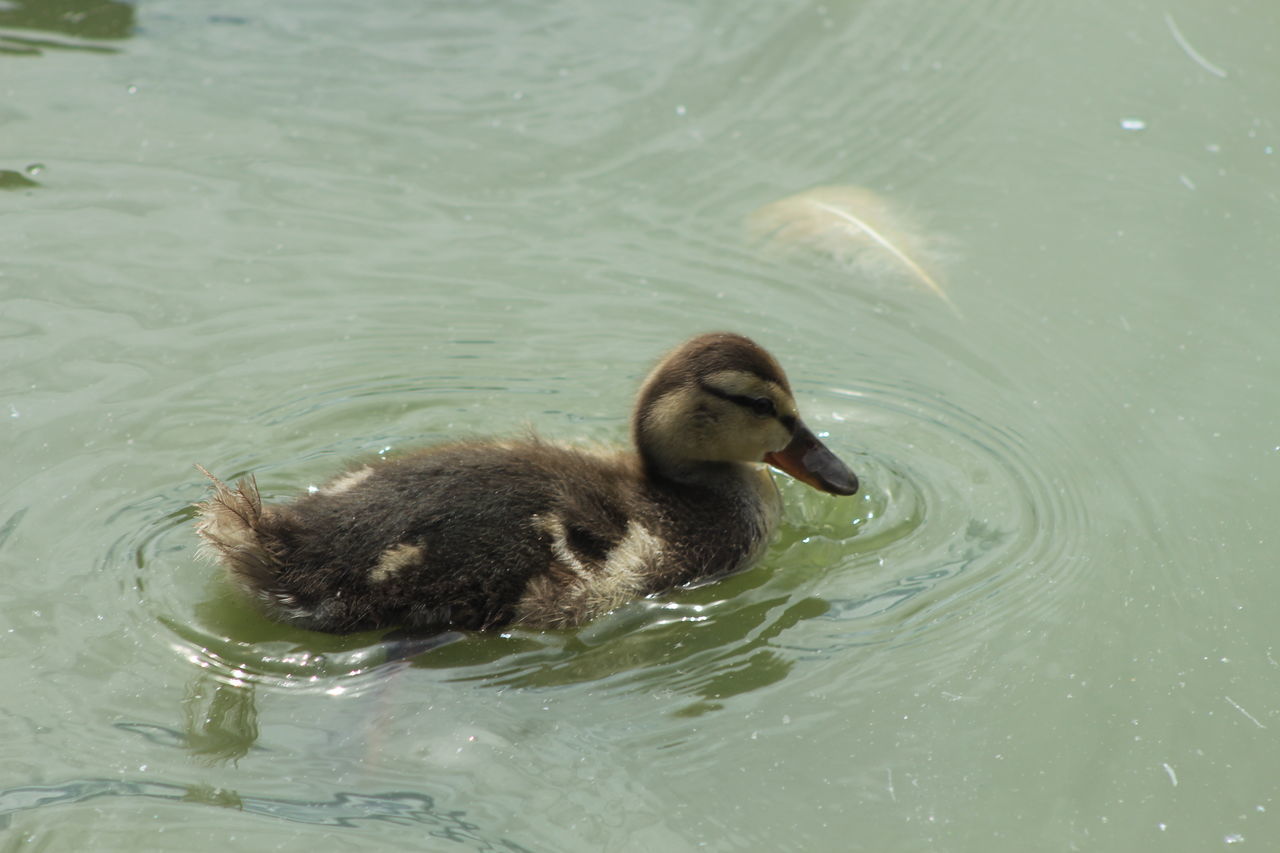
763, 422, 859, 496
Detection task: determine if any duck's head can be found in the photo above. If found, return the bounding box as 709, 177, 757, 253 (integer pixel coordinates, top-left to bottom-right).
632, 333, 859, 495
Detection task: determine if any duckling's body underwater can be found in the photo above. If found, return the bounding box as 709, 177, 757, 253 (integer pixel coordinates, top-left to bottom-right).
195, 333, 858, 633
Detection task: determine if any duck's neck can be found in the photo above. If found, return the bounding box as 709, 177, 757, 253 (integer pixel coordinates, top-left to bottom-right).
639, 451, 783, 542
642, 454, 748, 490
638, 448, 777, 506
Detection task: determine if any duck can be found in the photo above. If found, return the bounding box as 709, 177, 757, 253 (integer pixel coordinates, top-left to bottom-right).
194, 332, 858, 634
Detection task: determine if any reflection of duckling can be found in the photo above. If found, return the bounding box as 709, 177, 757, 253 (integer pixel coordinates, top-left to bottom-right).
195, 333, 858, 633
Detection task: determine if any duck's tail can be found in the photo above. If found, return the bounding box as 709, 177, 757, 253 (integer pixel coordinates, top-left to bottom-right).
193, 464, 283, 596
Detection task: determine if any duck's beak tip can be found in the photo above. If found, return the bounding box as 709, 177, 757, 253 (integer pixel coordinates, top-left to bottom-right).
763, 422, 859, 496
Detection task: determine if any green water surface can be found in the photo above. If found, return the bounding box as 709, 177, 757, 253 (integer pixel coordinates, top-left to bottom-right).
3, 0, 1279, 850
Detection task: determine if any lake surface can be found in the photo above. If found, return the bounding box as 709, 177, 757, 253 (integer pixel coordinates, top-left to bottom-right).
3, 0, 1279, 849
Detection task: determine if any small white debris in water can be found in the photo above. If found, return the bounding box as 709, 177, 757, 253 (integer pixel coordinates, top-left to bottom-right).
1225, 695, 1267, 729
1120, 118, 1146, 131
8, 404, 17, 418
1165, 13, 1229, 78
1162, 762, 1178, 786
675, 104, 687, 116
1179, 175, 1197, 190
1225, 834, 1245, 844
308, 485, 319, 494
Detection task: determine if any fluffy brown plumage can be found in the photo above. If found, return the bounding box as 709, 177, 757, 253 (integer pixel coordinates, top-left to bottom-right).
194, 333, 858, 633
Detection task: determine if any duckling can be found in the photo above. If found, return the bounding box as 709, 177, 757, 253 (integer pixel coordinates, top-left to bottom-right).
194, 332, 858, 633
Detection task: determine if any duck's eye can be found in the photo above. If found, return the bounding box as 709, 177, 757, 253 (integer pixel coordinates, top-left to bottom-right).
748, 397, 777, 418
699, 382, 780, 419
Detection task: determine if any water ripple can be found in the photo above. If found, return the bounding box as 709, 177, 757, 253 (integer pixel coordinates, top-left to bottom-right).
0, 777, 532, 848
129, 339, 1089, 721
800, 379, 1090, 650
427, 375, 1091, 714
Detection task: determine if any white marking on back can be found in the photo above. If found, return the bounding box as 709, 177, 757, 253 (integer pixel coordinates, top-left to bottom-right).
323, 466, 374, 495
537, 514, 588, 577
514, 518, 664, 627
371, 542, 424, 583
598, 520, 664, 596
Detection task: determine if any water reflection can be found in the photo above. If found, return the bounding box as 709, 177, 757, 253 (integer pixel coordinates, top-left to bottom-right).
158, 634, 456, 764
0, 507, 27, 546
0, 0, 134, 52
136, 372, 1080, 738
0, 169, 41, 190
112, 678, 265, 764
181, 674, 260, 763
141, 466, 875, 721
0, 777, 534, 848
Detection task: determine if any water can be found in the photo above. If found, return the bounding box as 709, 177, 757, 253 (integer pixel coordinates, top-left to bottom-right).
3, 0, 1279, 849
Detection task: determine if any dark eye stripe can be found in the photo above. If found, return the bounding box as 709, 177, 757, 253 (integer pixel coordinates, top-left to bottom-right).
699, 383, 780, 419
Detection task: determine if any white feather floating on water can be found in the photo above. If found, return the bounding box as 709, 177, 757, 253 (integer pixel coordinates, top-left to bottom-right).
747, 185, 957, 315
